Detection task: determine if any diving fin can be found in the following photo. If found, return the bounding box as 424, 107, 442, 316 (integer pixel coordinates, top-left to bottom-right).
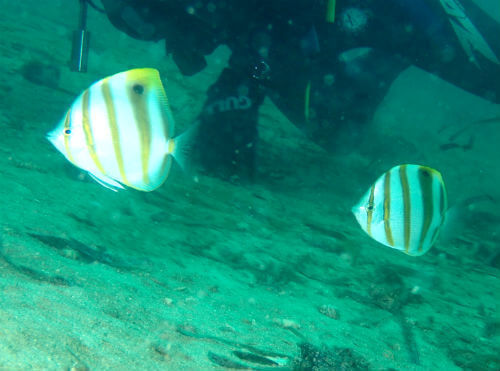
439, 0, 500, 67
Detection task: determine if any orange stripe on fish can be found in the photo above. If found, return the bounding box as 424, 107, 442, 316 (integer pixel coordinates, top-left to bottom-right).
81, 89, 106, 175
383, 171, 394, 246
101, 78, 128, 185
399, 165, 411, 254
126, 73, 152, 186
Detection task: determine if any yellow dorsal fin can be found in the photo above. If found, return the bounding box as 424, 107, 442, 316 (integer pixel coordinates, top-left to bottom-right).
124, 68, 169, 105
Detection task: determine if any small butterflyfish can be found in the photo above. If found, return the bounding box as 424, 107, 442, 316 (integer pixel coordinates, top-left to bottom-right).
352, 164, 448, 256
47, 68, 194, 192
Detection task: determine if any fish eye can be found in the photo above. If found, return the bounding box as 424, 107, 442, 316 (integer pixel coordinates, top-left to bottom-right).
366, 204, 374, 211
64, 129, 72, 135
133, 84, 144, 95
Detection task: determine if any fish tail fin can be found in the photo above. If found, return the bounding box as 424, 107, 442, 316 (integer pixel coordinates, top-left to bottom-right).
439, 195, 495, 247
438, 204, 460, 246
171, 121, 200, 173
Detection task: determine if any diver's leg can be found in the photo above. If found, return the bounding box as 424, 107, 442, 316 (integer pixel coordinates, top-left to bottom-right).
269, 48, 410, 153
195, 68, 265, 181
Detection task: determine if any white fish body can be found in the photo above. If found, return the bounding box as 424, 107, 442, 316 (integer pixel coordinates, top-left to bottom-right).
352, 164, 448, 256
439, 0, 500, 67
47, 68, 188, 192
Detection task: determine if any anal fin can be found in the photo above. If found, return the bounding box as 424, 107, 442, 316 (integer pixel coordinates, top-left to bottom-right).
88, 172, 125, 192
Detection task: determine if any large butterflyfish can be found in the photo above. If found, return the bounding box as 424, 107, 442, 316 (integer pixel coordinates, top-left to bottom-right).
47, 68, 194, 192
352, 164, 448, 256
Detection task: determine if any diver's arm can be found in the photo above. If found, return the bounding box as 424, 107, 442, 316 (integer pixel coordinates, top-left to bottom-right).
101, 0, 218, 76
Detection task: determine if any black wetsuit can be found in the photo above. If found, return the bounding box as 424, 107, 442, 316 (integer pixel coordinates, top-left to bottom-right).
102, 0, 500, 179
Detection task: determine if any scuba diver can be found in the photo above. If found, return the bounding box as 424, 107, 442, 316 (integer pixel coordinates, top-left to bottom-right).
92, 0, 500, 180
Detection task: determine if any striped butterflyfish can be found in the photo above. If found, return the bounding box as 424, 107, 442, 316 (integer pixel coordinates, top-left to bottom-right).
47, 68, 192, 192
352, 164, 448, 256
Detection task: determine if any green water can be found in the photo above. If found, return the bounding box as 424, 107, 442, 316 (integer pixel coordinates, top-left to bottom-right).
0, 1, 499, 370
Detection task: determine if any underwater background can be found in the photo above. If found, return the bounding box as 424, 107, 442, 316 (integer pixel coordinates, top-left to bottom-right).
0, 0, 499, 370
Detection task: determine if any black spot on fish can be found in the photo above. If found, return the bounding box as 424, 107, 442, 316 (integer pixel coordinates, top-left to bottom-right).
133, 84, 144, 95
